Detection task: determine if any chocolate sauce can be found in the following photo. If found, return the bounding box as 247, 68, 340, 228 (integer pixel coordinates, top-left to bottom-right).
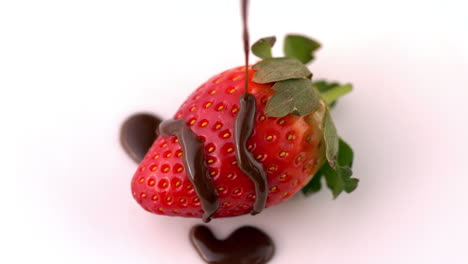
234, 95, 268, 214
159, 119, 219, 222
234, 0, 269, 214
241, 0, 250, 97
190, 225, 274, 264
120, 113, 162, 163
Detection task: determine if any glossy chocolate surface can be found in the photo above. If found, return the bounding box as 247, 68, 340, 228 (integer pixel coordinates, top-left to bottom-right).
190, 225, 274, 264
120, 113, 162, 163
159, 119, 219, 222
234, 94, 268, 214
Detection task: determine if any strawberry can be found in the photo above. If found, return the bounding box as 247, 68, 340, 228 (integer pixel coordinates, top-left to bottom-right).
130, 34, 358, 220
132, 65, 325, 219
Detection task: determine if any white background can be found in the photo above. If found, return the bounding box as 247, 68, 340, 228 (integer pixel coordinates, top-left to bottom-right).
1, 0, 468, 263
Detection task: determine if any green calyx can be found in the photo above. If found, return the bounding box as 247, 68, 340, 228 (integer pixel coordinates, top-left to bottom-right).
250, 34, 359, 198
251, 36, 276, 59
284, 34, 321, 64
314, 80, 353, 107
253, 57, 311, 84
265, 78, 320, 117
302, 138, 358, 198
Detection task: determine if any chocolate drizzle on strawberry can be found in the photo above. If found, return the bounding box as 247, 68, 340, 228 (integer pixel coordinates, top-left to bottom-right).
234, 0, 269, 214
159, 119, 219, 222
234, 95, 268, 214
190, 225, 275, 264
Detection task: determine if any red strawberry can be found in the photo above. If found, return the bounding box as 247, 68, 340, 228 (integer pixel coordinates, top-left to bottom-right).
131, 65, 326, 219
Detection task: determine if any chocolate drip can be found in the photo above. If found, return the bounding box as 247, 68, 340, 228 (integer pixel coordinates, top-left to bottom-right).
234, 0, 269, 214
190, 225, 274, 264
241, 0, 250, 98
234, 95, 268, 214
159, 119, 219, 222
120, 113, 162, 163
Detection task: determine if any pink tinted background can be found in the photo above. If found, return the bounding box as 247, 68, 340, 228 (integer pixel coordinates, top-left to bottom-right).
2, 0, 467, 263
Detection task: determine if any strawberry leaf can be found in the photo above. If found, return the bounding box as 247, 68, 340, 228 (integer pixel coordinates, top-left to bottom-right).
253, 57, 312, 84
325, 139, 357, 198
320, 84, 352, 105
323, 109, 339, 168
284, 34, 321, 64
301, 169, 323, 194
314, 80, 353, 107
324, 163, 357, 198
313, 80, 340, 93
337, 138, 353, 166
302, 138, 358, 198
313, 80, 340, 108
265, 78, 320, 117
251, 36, 276, 59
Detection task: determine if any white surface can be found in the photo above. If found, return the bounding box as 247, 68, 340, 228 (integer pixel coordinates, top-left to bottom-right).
1, 0, 468, 263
